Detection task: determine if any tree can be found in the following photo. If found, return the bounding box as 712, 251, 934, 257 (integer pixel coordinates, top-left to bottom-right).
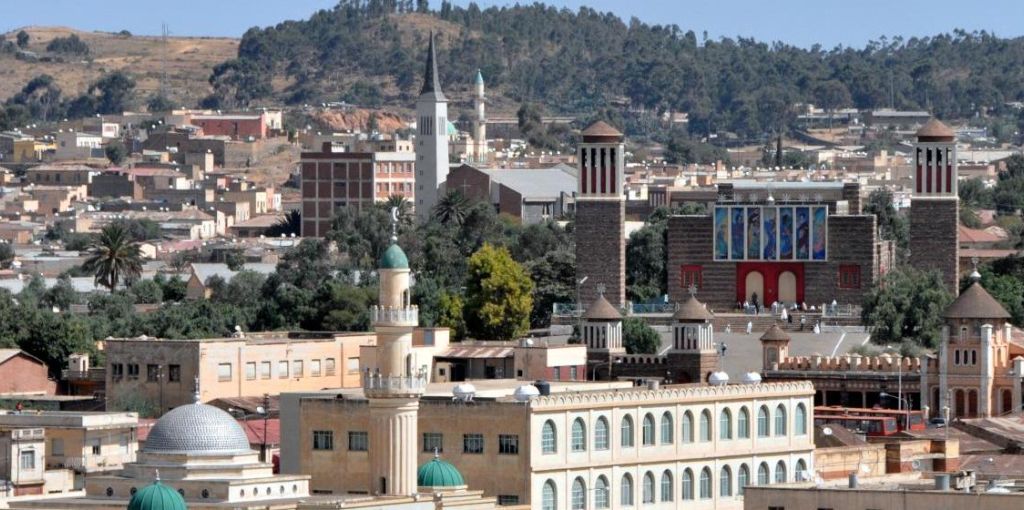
463, 244, 533, 340
436, 291, 467, 339
266, 210, 300, 237
861, 267, 952, 349
525, 248, 575, 328
43, 275, 78, 311
863, 188, 908, 257
622, 317, 661, 354
46, 34, 89, 56
89, 71, 136, 114
104, 140, 127, 165
813, 80, 852, 131
129, 279, 164, 304
82, 224, 143, 291
0, 242, 13, 269
433, 189, 470, 226
16, 30, 29, 49
146, 94, 175, 113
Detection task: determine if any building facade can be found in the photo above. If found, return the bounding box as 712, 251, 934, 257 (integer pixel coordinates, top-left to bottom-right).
909, 118, 960, 293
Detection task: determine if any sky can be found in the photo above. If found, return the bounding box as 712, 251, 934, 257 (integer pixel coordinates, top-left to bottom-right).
5, 0, 1024, 49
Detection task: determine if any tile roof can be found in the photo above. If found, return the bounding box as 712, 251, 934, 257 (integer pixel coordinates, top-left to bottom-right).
943, 281, 1011, 320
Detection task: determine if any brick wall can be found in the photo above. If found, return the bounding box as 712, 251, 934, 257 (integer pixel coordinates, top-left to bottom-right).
910, 198, 959, 293
0, 355, 56, 395
576, 199, 625, 307
804, 215, 879, 307
667, 215, 737, 310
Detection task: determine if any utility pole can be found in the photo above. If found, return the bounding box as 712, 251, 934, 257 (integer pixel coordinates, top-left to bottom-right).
260, 393, 270, 463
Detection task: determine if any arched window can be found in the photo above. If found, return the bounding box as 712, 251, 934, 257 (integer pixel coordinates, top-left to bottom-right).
621, 415, 635, 448
595, 476, 610, 509
720, 465, 732, 497
699, 409, 712, 442
681, 468, 694, 500
571, 418, 587, 452
542, 420, 557, 454
795, 403, 807, 436
661, 412, 674, 444
660, 470, 674, 502
719, 408, 733, 440
595, 416, 610, 450
774, 404, 787, 436
542, 480, 557, 510
681, 411, 694, 443
571, 477, 586, 510
642, 471, 655, 503
757, 406, 770, 437
738, 464, 750, 495
774, 460, 787, 483
738, 407, 750, 438
795, 459, 807, 480
642, 413, 656, 446
757, 462, 770, 485
620, 474, 634, 506
699, 467, 712, 499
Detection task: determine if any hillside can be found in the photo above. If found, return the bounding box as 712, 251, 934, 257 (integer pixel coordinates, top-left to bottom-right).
0, 26, 237, 106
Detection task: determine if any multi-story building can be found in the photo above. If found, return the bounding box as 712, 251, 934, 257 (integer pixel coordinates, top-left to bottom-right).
0, 410, 139, 477
24, 165, 95, 186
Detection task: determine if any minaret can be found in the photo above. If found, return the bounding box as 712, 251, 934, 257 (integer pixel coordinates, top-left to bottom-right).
415, 32, 450, 222
472, 69, 487, 164
909, 118, 959, 293
575, 121, 626, 307
366, 209, 424, 496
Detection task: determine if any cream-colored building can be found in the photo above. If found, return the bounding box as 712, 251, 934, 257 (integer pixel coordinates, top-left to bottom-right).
0, 410, 139, 477
104, 332, 375, 413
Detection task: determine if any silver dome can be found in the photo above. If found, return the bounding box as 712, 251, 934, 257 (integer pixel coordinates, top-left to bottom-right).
144, 403, 253, 455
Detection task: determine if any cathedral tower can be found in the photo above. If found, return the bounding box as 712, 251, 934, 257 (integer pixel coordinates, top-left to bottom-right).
415, 32, 450, 222
909, 118, 959, 293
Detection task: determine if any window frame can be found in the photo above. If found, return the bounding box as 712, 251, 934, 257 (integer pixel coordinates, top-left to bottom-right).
348, 431, 368, 452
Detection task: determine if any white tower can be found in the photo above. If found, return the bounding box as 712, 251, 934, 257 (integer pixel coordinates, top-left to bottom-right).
472, 69, 487, 163
415, 32, 450, 222
365, 211, 425, 496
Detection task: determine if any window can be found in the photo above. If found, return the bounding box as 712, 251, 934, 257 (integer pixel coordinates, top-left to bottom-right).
738, 464, 750, 495
498, 434, 519, 455
642, 471, 655, 504
681, 411, 694, 443
758, 462, 770, 485
346, 357, 359, 373
642, 413, 655, 445
423, 433, 443, 453
293, 360, 304, 378
217, 363, 232, 382
620, 474, 634, 506
795, 403, 807, 435
571, 478, 586, 510
311, 359, 321, 377
621, 415, 635, 447
699, 467, 712, 499
775, 461, 788, 483
348, 431, 368, 452
19, 450, 34, 470
463, 433, 484, 454
325, 358, 336, 376
699, 409, 712, 442
111, 363, 124, 380
775, 404, 787, 436
497, 495, 520, 506
796, 459, 808, 480
738, 407, 750, 438
595, 476, 610, 509
571, 418, 586, 452
553, 367, 560, 380
838, 264, 861, 289
542, 420, 557, 454
90, 439, 101, 455
51, 438, 64, 456
246, 362, 257, 381
758, 406, 770, 437
681, 264, 703, 290
147, 364, 159, 382
127, 364, 139, 380
312, 431, 333, 450
278, 361, 289, 379
168, 364, 180, 382
260, 361, 272, 379
720, 408, 733, 440
681, 468, 694, 500
541, 480, 556, 510
720, 465, 732, 497
595, 416, 610, 450
660, 470, 674, 502
569, 366, 578, 380
660, 412, 674, 444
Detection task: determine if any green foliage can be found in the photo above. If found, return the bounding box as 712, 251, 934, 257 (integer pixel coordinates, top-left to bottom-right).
46, 34, 90, 56
156, 274, 187, 302
622, 317, 661, 354
958, 178, 993, 208
993, 155, 1024, 214
43, 275, 78, 311
224, 250, 246, 271
266, 210, 301, 238
463, 244, 534, 340
129, 279, 164, 304
82, 224, 144, 290
626, 205, 705, 302
861, 267, 953, 349
0, 243, 13, 269
436, 291, 467, 340
146, 94, 174, 113
525, 248, 575, 328
863, 188, 908, 257
109, 390, 159, 418
974, 256, 1024, 325
432, 190, 470, 226
664, 132, 729, 165
104, 140, 127, 165
959, 206, 982, 228
110, 218, 161, 242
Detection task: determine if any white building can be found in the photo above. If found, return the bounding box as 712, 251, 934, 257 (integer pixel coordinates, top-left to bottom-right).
414, 32, 451, 222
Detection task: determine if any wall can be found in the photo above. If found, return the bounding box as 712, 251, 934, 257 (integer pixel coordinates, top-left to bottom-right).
910, 198, 959, 293
576, 200, 626, 307
744, 485, 1024, 510
0, 354, 56, 395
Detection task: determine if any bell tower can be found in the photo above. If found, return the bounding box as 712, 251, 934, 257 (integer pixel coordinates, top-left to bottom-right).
909, 118, 959, 293
414, 32, 450, 222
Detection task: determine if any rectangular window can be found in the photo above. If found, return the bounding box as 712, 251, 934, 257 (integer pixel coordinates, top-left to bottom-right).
217, 363, 232, 382
681, 264, 703, 290
90, 439, 101, 456
127, 364, 139, 380
498, 434, 519, 455
553, 367, 561, 380
51, 438, 64, 456
497, 495, 520, 505
325, 358, 336, 376
346, 357, 359, 373
279, 361, 289, 379
569, 366, 578, 381
245, 362, 257, 381
838, 264, 861, 289
260, 361, 272, 379
294, 360, 304, 378
111, 363, 124, 380
312, 430, 334, 451
168, 364, 181, 382
348, 431, 368, 452
311, 359, 322, 377
423, 433, 443, 453
463, 434, 484, 454
19, 450, 34, 470
147, 364, 159, 382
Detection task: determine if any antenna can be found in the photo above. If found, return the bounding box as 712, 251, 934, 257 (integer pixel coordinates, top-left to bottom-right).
160, 23, 170, 101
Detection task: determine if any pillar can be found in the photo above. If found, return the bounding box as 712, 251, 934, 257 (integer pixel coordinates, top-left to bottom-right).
369, 398, 419, 496
980, 324, 994, 417
939, 326, 949, 413
1013, 357, 1024, 415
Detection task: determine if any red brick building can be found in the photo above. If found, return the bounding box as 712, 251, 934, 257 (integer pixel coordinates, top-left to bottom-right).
0, 350, 56, 395
190, 113, 267, 140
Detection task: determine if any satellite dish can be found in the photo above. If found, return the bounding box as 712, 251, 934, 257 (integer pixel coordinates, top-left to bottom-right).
911, 460, 922, 471
822, 427, 833, 436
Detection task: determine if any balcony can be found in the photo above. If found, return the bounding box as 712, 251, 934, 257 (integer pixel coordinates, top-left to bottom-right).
371, 305, 418, 325
362, 372, 427, 398
61, 368, 106, 382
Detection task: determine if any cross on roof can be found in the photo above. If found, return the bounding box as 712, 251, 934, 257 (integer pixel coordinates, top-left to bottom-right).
688, 284, 697, 297
596, 283, 606, 297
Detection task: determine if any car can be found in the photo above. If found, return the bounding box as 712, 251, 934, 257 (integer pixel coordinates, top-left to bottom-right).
929, 417, 947, 428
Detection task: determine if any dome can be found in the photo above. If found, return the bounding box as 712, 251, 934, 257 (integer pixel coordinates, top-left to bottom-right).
513, 384, 540, 402
143, 403, 252, 455
418, 456, 465, 488
379, 243, 409, 270
673, 295, 714, 322
127, 481, 187, 510
708, 371, 730, 386
742, 372, 762, 385
943, 281, 1011, 320
583, 294, 622, 321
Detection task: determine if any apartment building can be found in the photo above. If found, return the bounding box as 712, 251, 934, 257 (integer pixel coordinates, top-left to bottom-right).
0, 410, 139, 477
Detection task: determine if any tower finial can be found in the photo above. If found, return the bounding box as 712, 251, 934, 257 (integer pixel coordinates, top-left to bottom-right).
596, 283, 606, 298
688, 284, 698, 297
433, 446, 440, 459
389, 206, 400, 242
154, 469, 161, 482
420, 31, 446, 100
193, 376, 201, 404
970, 256, 981, 282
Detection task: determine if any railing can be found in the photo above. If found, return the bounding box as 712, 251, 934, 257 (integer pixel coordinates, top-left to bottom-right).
50, 453, 135, 471
362, 372, 427, 397
822, 304, 862, 318
371, 305, 419, 324
61, 369, 106, 382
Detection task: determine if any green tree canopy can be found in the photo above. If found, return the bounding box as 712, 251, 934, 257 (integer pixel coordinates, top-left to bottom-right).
861, 267, 953, 349
622, 317, 661, 354
83, 224, 143, 291
463, 244, 533, 340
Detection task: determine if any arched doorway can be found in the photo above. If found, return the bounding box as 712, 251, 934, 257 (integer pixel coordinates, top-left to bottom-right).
955, 390, 965, 417
968, 390, 978, 417
1002, 389, 1012, 415
778, 271, 797, 303
745, 271, 764, 305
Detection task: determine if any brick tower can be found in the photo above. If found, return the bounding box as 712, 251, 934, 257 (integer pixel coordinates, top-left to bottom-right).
575, 121, 626, 307
909, 118, 959, 293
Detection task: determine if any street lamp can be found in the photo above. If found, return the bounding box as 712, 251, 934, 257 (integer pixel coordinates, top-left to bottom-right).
593, 358, 622, 381
879, 392, 910, 411
575, 276, 588, 340
229, 396, 271, 462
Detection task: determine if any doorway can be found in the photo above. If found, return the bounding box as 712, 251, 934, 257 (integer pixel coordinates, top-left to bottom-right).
778, 271, 797, 303
745, 271, 764, 304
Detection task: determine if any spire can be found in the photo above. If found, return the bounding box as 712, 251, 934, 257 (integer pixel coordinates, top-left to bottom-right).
420, 31, 446, 101
475, 69, 484, 86
192, 376, 201, 404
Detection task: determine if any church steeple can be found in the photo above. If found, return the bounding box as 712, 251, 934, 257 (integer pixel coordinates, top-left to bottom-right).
420, 31, 446, 101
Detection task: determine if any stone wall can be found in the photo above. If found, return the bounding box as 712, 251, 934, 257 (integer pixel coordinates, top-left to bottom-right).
804, 215, 879, 307
910, 198, 959, 293
667, 215, 736, 310
576, 199, 625, 307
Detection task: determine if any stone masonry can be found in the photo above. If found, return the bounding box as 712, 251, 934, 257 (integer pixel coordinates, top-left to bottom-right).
576, 199, 625, 307
910, 198, 959, 293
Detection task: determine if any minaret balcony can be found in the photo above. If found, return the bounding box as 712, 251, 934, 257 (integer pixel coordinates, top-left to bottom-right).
371, 305, 419, 326
363, 372, 428, 398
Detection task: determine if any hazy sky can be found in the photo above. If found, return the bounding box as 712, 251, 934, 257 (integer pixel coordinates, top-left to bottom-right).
5, 0, 1024, 49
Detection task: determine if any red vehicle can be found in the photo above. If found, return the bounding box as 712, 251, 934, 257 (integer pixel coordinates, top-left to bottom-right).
814, 406, 926, 434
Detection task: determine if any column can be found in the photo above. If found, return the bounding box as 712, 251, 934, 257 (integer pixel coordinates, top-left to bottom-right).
939, 326, 949, 412
369, 398, 420, 496
980, 324, 994, 417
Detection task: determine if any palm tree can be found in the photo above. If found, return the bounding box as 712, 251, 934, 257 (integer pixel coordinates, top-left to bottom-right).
83, 224, 143, 291
384, 194, 412, 220
266, 210, 301, 237
433, 189, 470, 226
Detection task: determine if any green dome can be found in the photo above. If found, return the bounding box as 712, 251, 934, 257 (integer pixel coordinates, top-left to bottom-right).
127, 481, 187, 510
380, 243, 409, 270
417, 457, 465, 487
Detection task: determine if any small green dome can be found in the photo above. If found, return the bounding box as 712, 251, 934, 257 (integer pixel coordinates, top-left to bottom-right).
380, 243, 409, 269
127, 481, 187, 510
418, 457, 465, 487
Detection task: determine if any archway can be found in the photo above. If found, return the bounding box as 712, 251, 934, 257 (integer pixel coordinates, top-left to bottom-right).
968, 390, 978, 417
1002, 389, 1012, 415
955, 390, 965, 417
745, 271, 764, 305
778, 271, 797, 303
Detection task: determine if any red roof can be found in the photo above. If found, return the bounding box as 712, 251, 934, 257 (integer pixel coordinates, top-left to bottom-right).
959, 225, 1004, 244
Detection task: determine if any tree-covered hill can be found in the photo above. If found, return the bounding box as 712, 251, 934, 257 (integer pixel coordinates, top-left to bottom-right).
208, 0, 1024, 137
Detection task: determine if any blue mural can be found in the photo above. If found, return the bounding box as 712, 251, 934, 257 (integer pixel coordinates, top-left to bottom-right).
747, 207, 761, 259
714, 207, 728, 260
731, 207, 745, 260
812, 206, 827, 260
796, 207, 810, 259
762, 207, 777, 260
779, 207, 793, 259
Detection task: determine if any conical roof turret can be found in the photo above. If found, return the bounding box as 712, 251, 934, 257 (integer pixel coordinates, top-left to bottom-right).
420, 31, 446, 101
